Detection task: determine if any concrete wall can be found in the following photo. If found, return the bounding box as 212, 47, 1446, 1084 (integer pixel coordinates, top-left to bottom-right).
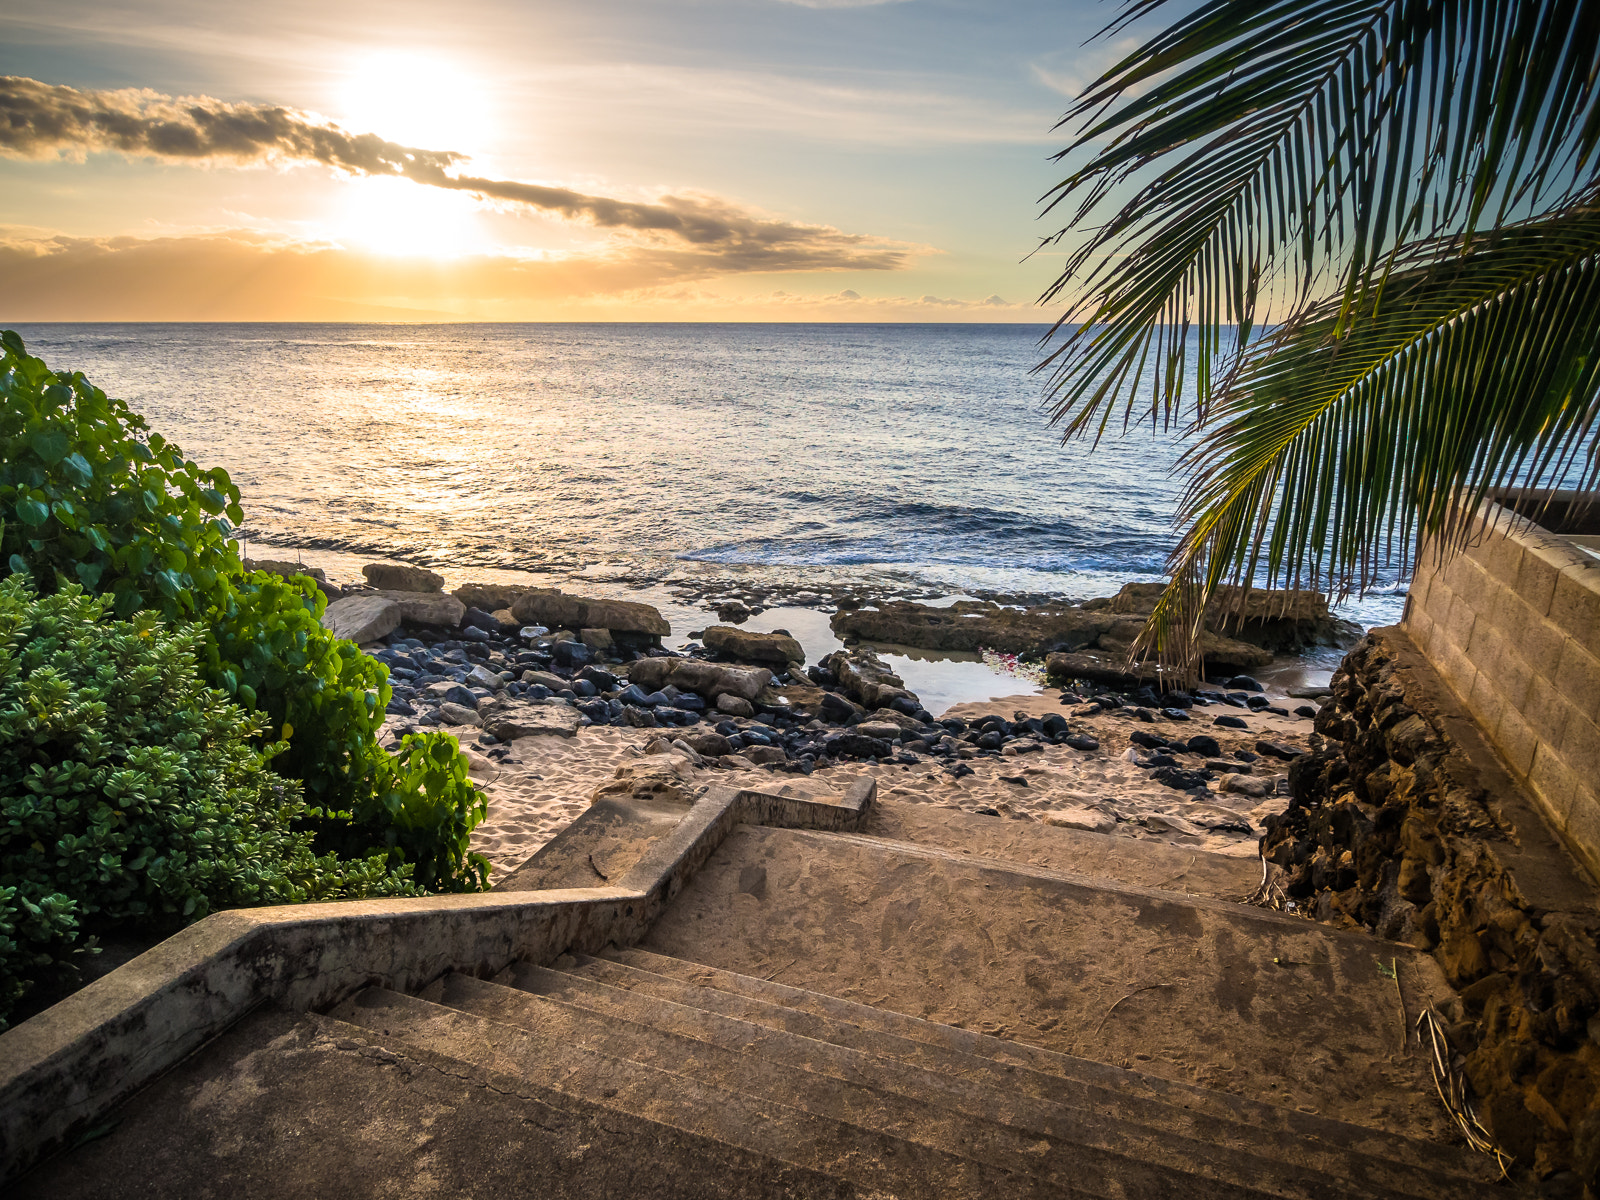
1403, 495, 1600, 881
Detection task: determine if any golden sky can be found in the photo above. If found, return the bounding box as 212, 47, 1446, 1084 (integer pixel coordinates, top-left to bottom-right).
0, 0, 1147, 321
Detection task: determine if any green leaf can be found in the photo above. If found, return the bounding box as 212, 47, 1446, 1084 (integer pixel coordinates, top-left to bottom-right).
15, 497, 49, 526
74, 561, 103, 589
61, 453, 93, 486
8, 554, 27, 575
29, 430, 69, 464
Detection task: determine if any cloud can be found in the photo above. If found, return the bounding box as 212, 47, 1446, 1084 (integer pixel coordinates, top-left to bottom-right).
0, 75, 919, 271
0, 228, 1026, 322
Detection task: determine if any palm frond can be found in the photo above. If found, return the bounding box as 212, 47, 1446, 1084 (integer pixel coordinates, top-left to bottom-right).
1040, 0, 1600, 440
1135, 202, 1600, 671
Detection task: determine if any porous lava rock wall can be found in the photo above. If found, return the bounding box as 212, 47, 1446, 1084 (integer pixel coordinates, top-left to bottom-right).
1263, 629, 1600, 1189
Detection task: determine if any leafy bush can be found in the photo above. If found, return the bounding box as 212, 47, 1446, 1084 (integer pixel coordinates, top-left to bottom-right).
0, 579, 418, 1029
0, 329, 489, 896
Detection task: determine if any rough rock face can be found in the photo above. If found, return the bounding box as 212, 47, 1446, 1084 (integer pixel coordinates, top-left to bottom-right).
477, 698, 582, 740
245, 559, 326, 583
320, 594, 401, 643
1261, 630, 1600, 1184
453, 582, 535, 613
590, 754, 696, 806
509, 589, 669, 639
362, 563, 446, 592
833, 582, 1358, 675
701, 626, 805, 666
822, 649, 916, 711
369, 590, 465, 628
625, 658, 771, 702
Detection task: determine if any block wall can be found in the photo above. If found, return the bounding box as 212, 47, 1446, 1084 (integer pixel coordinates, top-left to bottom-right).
1404, 500, 1600, 881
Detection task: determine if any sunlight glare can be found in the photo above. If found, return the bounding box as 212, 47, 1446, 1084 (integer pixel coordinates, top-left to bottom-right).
337, 52, 493, 154
334, 174, 489, 257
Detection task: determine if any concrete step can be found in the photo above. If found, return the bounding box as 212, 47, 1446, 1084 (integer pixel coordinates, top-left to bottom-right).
328, 984, 1092, 1199
500, 956, 1495, 1200
857, 798, 1262, 898
417, 971, 1303, 1200
598, 948, 1500, 1195
640, 823, 1461, 1143
14, 1008, 858, 1200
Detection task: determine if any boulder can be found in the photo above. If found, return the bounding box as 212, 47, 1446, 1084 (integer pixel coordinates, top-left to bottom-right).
822, 649, 919, 711
715, 693, 755, 717
437, 701, 482, 727
863, 707, 925, 733
520, 669, 569, 692
454, 582, 536, 612
716, 599, 751, 623
370, 590, 465, 629
510, 589, 669, 639
580, 628, 615, 652
625, 659, 772, 703
855, 721, 904, 741
362, 563, 445, 593
832, 599, 1115, 655
478, 698, 582, 740
743, 745, 787, 765
701, 626, 804, 666
590, 755, 696, 806
321, 595, 401, 644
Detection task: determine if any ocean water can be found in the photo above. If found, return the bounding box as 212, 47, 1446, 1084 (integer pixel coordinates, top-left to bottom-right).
7, 322, 1407, 628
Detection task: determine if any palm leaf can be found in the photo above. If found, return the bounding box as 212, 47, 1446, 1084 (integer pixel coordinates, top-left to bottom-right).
1135, 202, 1600, 671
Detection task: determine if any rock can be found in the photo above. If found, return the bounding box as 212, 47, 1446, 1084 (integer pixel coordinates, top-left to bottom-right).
1214, 715, 1248, 729
1185, 734, 1222, 758
591, 755, 696, 805
1065, 734, 1100, 752
1044, 649, 1173, 689
1256, 739, 1306, 761
686, 732, 733, 757
1043, 807, 1118, 834
362, 563, 445, 592
490, 608, 521, 633
861, 707, 924, 733
384, 697, 416, 716
1294, 705, 1318, 719
370, 590, 465, 628
578, 665, 620, 691
833, 733, 892, 759
1151, 766, 1210, 791
744, 745, 787, 765
466, 664, 502, 690
1141, 812, 1205, 835
478, 698, 582, 739
454, 582, 536, 612
580, 628, 614, 653
552, 640, 592, 668
1219, 773, 1274, 797
437, 701, 482, 727
855, 721, 904, 741
715, 599, 751, 623
820, 692, 865, 723
520, 670, 568, 692
1161, 707, 1191, 721
433, 684, 478, 708
1226, 675, 1264, 692
701, 626, 805, 666
626, 658, 772, 703
822, 649, 919, 711
509, 589, 670, 639
321, 595, 401, 643
715, 693, 755, 717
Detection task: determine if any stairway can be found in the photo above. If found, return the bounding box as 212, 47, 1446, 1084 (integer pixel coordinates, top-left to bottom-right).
15, 800, 1514, 1199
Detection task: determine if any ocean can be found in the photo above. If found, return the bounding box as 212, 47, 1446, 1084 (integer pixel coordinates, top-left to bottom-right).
7, 322, 1407, 630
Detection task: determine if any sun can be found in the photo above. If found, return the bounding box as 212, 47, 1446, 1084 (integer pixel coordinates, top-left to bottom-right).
337, 52, 493, 155
333, 174, 491, 258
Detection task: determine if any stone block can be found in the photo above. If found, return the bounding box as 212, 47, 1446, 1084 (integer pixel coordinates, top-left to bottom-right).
1504, 607, 1569, 677
320, 594, 401, 643
1421, 569, 1454, 623
1524, 675, 1576, 750
1514, 544, 1565, 617
1552, 637, 1600, 720
1465, 670, 1508, 744
1556, 707, 1600, 786
1491, 702, 1540, 779
362, 563, 445, 592
370, 590, 465, 628
1550, 568, 1600, 660
1559, 792, 1600, 883
1486, 639, 1536, 714
1527, 745, 1582, 825
1433, 637, 1477, 702
1441, 549, 1491, 600
1442, 587, 1479, 651
1472, 523, 1526, 587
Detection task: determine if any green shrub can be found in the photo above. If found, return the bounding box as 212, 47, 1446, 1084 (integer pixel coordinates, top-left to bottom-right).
0, 579, 418, 1029
0, 329, 489, 895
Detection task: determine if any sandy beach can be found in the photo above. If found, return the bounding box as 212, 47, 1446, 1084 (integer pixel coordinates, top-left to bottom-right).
453, 683, 1317, 881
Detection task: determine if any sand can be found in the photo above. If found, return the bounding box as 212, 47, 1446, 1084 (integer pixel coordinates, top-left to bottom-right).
446, 686, 1319, 883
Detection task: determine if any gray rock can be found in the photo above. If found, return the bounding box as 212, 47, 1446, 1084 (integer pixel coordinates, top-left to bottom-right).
715, 693, 756, 717
466, 664, 503, 690
520, 669, 568, 692
362, 563, 446, 592
509, 589, 669, 637
478, 698, 582, 740
625, 658, 772, 703
437, 701, 483, 727
369, 590, 465, 628
321, 595, 401, 643
701, 626, 805, 666
579, 628, 614, 652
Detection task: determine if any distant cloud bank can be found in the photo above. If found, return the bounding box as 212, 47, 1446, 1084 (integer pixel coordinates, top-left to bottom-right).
0, 75, 915, 273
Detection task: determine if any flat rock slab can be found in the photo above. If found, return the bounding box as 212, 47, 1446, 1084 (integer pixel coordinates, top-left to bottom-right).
858, 799, 1260, 898
642, 824, 1457, 1143
321, 594, 401, 643
496, 794, 690, 892
479, 698, 582, 740
16, 1009, 854, 1200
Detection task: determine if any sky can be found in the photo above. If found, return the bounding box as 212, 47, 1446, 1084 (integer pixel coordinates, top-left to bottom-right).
0, 0, 1158, 322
